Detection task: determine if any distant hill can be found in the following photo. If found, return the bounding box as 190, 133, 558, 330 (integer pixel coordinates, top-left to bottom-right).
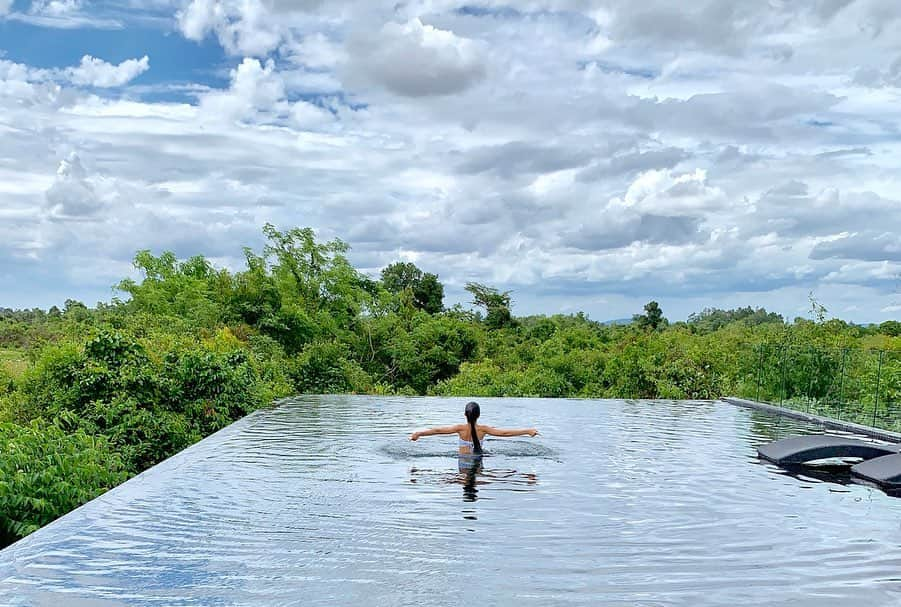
601, 318, 632, 326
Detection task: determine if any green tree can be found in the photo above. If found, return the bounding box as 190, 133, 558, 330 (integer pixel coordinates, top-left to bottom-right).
465, 282, 515, 330
261, 224, 370, 336
415, 273, 444, 314
634, 301, 666, 331
879, 320, 901, 337
380, 262, 445, 314
687, 306, 783, 333
63, 299, 90, 322
117, 251, 224, 327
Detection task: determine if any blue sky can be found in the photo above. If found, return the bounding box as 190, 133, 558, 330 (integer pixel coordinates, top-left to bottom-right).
1, 0, 899, 322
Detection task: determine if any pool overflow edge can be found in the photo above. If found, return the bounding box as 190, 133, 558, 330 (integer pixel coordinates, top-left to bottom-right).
723, 396, 901, 444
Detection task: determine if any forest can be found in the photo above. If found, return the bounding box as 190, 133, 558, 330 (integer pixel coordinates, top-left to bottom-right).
1, 224, 898, 546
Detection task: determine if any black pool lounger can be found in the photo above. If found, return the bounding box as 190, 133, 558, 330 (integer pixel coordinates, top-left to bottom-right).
758, 434, 901, 493
851, 454, 901, 490
757, 434, 897, 466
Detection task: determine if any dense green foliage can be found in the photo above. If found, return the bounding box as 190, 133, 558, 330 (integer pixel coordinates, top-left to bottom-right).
0, 224, 898, 545
0, 422, 128, 545
465, 282, 515, 330
380, 262, 445, 314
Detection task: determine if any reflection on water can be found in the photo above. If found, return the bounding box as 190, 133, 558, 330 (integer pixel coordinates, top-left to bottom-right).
409, 458, 539, 507
2, 396, 901, 606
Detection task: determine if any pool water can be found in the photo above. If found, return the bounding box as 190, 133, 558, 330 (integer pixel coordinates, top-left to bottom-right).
2, 396, 901, 606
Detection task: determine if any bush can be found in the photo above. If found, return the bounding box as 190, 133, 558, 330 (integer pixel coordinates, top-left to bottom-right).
0, 367, 13, 396
0, 422, 128, 544
13, 330, 272, 473
288, 341, 372, 394
432, 360, 519, 397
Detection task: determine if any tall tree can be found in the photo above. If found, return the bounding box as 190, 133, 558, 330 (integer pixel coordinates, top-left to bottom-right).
380, 262, 444, 314
261, 223, 369, 333
634, 301, 666, 331
465, 282, 515, 329
116, 251, 222, 326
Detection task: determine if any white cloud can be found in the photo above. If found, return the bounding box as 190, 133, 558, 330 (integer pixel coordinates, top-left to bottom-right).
6, 0, 121, 28
344, 18, 487, 97
177, 0, 284, 56
285, 33, 345, 69
617, 169, 728, 215
44, 153, 106, 221
178, 0, 217, 40
66, 55, 149, 88
200, 57, 285, 120
198, 57, 331, 128
0, 58, 62, 103
30, 0, 83, 17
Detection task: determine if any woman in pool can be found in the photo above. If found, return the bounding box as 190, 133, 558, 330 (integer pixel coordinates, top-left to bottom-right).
409, 401, 538, 456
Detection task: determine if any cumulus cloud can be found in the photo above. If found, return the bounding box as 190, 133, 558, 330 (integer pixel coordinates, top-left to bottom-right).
1, 54, 150, 93
345, 18, 487, 97
0, 0, 12, 16
178, 0, 284, 56
198, 57, 332, 127
615, 169, 728, 215
285, 33, 345, 69
0, 58, 68, 106
44, 154, 107, 221
66, 55, 149, 87
200, 58, 286, 120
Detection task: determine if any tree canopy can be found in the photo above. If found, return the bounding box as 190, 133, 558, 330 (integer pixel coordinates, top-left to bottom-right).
380, 262, 445, 314
633, 301, 666, 331
465, 282, 515, 329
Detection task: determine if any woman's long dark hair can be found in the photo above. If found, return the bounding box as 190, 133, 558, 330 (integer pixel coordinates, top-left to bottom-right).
465, 401, 483, 455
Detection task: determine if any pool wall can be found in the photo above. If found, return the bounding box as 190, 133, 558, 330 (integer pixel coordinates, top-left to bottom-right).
724, 396, 901, 443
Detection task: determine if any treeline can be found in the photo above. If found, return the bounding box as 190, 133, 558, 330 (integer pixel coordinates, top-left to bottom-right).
0, 224, 898, 545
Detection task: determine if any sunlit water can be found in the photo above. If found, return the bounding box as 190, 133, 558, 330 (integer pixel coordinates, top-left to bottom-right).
2, 396, 901, 606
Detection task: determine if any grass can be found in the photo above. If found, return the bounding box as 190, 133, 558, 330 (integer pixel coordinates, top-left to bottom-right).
0, 349, 27, 379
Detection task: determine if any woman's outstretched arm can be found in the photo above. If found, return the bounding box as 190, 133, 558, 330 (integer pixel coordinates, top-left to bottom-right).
410, 424, 462, 441
482, 426, 538, 438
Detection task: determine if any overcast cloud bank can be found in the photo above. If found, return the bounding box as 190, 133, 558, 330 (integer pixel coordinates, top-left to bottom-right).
0, 0, 899, 321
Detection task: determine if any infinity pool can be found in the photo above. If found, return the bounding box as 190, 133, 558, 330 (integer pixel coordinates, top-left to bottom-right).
2, 396, 901, 605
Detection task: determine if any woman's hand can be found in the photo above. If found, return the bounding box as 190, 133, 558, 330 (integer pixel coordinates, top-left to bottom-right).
527, 429, 539, 437
410, 432, 420, 441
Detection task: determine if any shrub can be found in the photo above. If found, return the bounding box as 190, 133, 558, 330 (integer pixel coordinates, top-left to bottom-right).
288, 341, 372, 394
14, 330, 272, 474
0, 422, 128, 544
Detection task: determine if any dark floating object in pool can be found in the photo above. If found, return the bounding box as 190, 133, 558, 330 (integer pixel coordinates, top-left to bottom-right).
759, 434, 901, 493
851, 454, 901, 491
758, 434, 896, 466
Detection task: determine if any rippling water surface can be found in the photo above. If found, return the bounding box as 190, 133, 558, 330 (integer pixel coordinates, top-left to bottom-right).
2, 396, 901, 606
